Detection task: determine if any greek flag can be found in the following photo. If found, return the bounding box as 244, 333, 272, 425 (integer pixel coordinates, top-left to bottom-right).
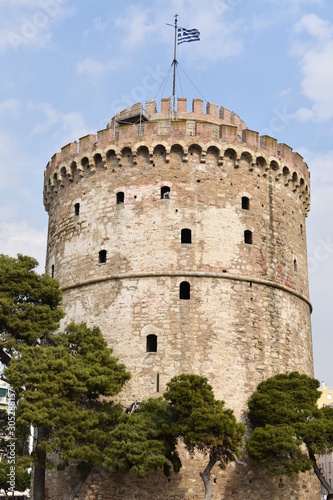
177, 27, 200, 45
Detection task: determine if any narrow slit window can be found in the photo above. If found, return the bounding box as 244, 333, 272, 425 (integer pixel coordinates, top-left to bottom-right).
244, 230, 253, 245
180, 281, 190, 300
156, 373, 160, 392
161, 186, 170, 199
74, 203, 80, 216
116, 192, 124, 204
51, 265, 54, 279
242, 196, 250, 210
294, 258, 297, 271
181, 228, 192, 244
99, 250, 107, 263
146, 334, 157, 353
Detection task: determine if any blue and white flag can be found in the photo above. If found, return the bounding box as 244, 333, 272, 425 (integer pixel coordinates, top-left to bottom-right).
177, 27, 200, 45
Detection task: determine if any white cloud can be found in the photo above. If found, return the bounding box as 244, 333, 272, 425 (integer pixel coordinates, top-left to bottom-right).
292, 14, 333, 122
28, 101, 59, 134
294, 12, 331, 39
115, 6, 157, 50
76, 57, 122, 81
0, 221, 47, 271
301, 148, 333, 184
0, 98, 20, 116
0, 133, 23, 186
28, 101, 89, 143
293, 107, 314, 122
0, 0, 74, 52
170, 0, 244, 63
76, 1, 245, 85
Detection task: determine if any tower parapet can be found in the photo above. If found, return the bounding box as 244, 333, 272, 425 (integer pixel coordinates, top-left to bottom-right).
44, 97, 310, 215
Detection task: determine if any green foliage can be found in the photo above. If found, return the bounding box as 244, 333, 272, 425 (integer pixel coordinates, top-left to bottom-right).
0, 254, 64, 356
247, 425, 311, 476
4, 322, 130, 469
104, 399, 170, 475
104, 398, 180, 476
247, 372, 333, 479
248, 371, 320, 428
0, 458, 31, 496
103, 373, 245, 487
164, 374, 246, 464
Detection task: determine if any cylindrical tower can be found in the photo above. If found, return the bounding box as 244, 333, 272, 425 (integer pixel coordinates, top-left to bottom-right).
43, 97, 317, 499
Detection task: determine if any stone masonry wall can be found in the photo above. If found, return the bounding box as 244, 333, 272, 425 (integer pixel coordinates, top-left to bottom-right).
43, 98, 318, 499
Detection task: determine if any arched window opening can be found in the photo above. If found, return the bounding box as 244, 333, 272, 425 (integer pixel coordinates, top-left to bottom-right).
244, 230, 253, 245
161, 186, 170, 199
81, 157, 89, 169
146, 334, 157, 353
51, 265, 54, 279
294, 258, 297, 272
242, 197, 250, 210
99, 250, 107, 264
116, 192, 124, 204
74, 203, 80, 216
180, 281, 190, 300
181, 228, 192, 244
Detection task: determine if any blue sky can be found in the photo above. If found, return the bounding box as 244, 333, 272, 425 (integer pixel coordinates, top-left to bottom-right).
1, 0, 333, 385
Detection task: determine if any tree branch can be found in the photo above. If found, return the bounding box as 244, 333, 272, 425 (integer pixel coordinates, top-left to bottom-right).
226, 448, 247, 466
308, 448, 332, 495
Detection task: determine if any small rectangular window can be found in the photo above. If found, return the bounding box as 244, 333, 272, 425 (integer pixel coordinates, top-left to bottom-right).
180, 281, 190, 300
99, 250, 107, 263
116, 192, 124, 204
181, 228, 191, 244
74, 203, 80, 216
242, 197, 250, 210
161, 186, 170, 199
244, 230, 253, 245
146, 334, 157, 352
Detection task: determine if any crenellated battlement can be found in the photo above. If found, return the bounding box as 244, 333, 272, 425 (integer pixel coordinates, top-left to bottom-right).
43, 97, 310, 214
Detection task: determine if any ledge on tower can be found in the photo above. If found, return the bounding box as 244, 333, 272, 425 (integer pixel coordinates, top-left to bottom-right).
115, 102, 148, 124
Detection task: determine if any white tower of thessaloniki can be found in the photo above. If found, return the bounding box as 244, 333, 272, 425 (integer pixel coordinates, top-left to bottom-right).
43, 97, 318, 499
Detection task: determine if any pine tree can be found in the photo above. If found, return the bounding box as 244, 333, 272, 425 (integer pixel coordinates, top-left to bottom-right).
5, 322, 131, 500
104, 374, 246, 500
0, 254, 64, 364
247, 372, 333, 495
164, 374, 246, 500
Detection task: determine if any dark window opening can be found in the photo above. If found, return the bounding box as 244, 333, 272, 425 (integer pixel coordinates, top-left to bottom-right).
244, 230, 253, 245
294, 259, 297, 271
156, 373, 160, 392
180, 281, 190, 300
146, 334, 157, 353
181, 228, 191, 244
99, 250, 107, 263
116, 192, 124, 204
242, 196, 250, 210
74, 203, 80, 216
161, 186, 170, 199
300, 224, 303, 235
51, 265, 54, 279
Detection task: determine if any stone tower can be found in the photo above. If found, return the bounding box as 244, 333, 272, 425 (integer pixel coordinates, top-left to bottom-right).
43, 97, 317, 499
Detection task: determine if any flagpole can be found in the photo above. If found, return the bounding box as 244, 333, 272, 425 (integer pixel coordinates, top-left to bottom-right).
172, 13, 178, 113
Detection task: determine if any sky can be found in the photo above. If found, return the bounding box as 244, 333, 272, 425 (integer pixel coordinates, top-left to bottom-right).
0, 0, 333, 385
